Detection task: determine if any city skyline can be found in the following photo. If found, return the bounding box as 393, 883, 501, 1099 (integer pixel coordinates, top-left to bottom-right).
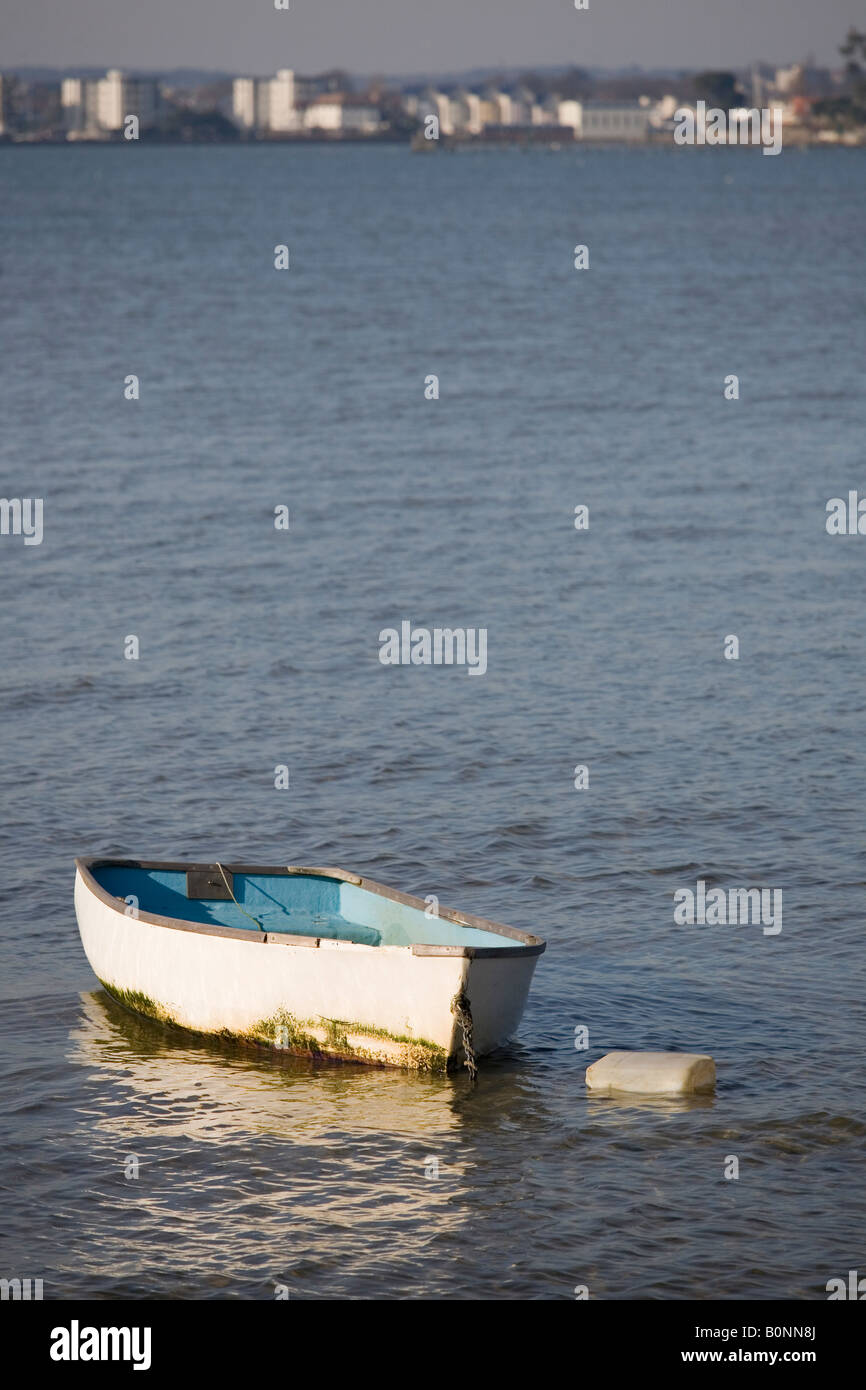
2, 0, 862, 73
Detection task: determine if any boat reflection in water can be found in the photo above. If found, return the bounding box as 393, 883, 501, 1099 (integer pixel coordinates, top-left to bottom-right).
67, 988, 481, 1297
70, 987, 474, 1142
65, 992, 715, 1298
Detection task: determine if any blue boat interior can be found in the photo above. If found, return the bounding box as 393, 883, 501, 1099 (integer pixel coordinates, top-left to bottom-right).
92, 866, 525, 950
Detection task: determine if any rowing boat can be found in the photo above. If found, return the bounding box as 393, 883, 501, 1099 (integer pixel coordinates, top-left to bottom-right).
73, 858, 545, 1073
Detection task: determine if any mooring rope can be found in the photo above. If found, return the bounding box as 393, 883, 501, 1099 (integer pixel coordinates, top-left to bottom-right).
215, 862, 266, 933
451, 988, 478, 1084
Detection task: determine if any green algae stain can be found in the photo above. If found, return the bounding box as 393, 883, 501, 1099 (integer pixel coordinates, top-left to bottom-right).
244, 1007, 322, 1055
97, 985, 449, 1072
249, 1007, 448, 1072
98, 979, 174, 1025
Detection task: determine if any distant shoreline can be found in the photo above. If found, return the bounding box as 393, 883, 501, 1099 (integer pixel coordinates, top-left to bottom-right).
2, 132, 862, 149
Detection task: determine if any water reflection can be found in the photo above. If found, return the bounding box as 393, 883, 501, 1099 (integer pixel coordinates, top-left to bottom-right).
59, 990, 499, 1295
69, 989, 467, 1145
585, 1092, 716, 1117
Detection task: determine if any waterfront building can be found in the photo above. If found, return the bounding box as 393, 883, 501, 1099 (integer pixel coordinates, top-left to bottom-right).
303, 94, 382, 133
558, 99, 650, 140
61, 70, 161, 134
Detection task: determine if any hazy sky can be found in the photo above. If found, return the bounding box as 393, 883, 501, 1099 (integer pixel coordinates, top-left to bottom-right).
3, 0, 863, 73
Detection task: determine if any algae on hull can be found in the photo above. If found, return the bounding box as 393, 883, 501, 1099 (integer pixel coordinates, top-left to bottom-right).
97, 980, 173, 1025
248, 1007, 449, 1072
97, 983, 449, 1072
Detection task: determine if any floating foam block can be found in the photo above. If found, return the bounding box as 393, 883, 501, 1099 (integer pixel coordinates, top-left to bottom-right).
585, 1051, 716, 1096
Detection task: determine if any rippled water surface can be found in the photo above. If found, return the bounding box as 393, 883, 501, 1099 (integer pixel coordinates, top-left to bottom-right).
1, 143, 864, 1299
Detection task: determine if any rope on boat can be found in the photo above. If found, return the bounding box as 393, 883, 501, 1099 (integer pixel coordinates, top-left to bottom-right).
215, 862, 266, 933
451, 988, 478, 1084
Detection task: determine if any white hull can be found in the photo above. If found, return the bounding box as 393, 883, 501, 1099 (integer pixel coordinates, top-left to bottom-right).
73, 861, 544, 1072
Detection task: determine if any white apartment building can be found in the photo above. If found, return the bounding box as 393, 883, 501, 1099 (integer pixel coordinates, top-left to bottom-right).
531, 95, 560, 126
61, 70, 160, 134
268, 69, 302, 131
491, 91, 514, 125
491, 91, 532, 125
61, 77, 86, 130
557, 99, 582, 131
95, 69, 124, 128
233, 70, 342, 134
232, 77, 266, 131
557, 100, 649, 140
233, 75, 288, 132
415, 90, 456, 135
96, 70, 160, 130
452, 90, 483, 134
303, 94, 382, 133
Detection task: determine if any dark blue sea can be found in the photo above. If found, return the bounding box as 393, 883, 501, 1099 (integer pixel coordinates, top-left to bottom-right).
1, 142, 864, 1298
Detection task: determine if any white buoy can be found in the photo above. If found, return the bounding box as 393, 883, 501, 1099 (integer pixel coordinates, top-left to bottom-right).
586, 1050, 716, 1097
